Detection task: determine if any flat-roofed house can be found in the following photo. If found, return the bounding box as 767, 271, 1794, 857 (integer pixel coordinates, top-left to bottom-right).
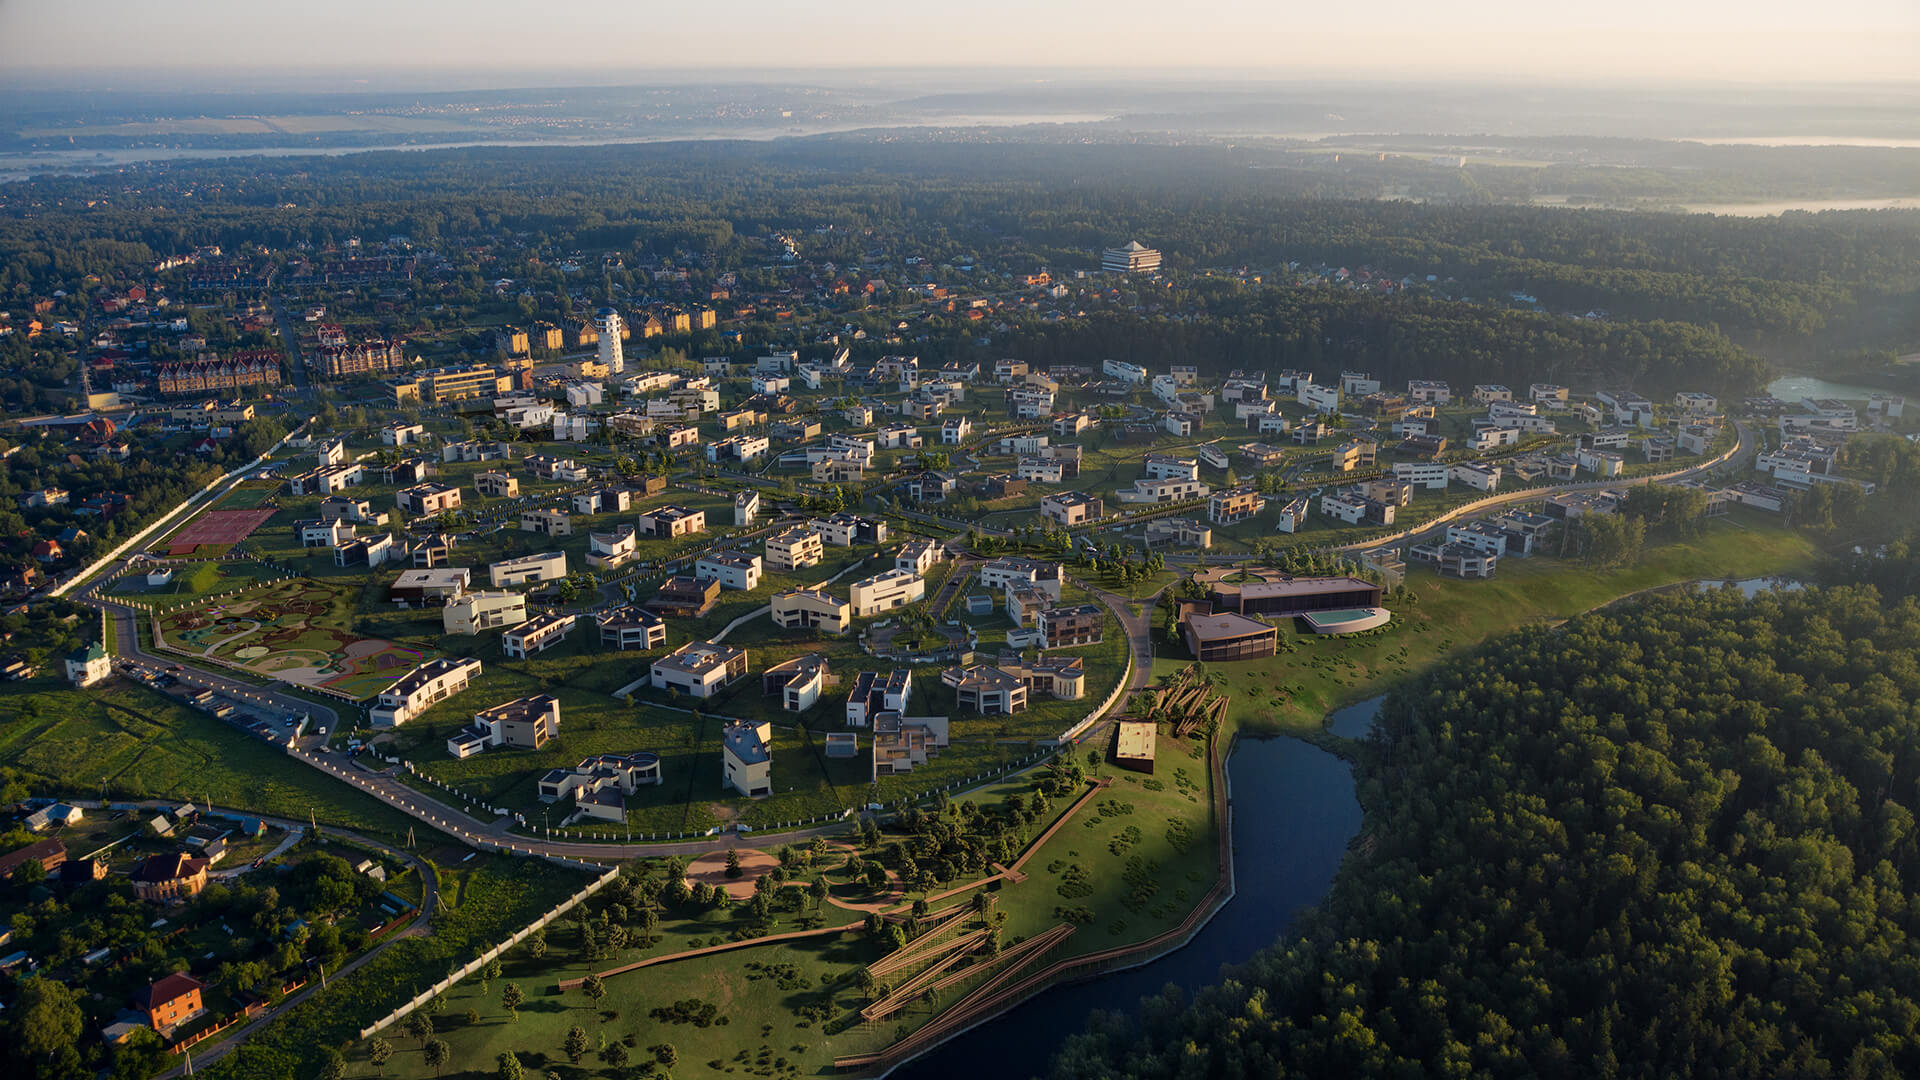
848, 569, 925, 616
765, 525, 825, 571
475, 471, 519, 498
636, 505, 705, 539
1037, 604, 1104, 649
396, 482, 461, 516
872, 713, 950, 780
763, 655, 830, 712
771, 588, 852, 634
941, 664, 1028, 714
597, 605, 667, 650
489, 550, 567, 587
646, 574, 721, 617
1040, 490, 1103, 526
372, 657, 483, 726
446, 694, 561, 758
694, 550, 763, 591
1208, 486, 1266, 525
587, 524, 637, 570
502, 611, 575, 659
443, 591, 527, 635
519, 508, 573, 537
721, 720, 773, 797
388, 567, 471, 607
650, 641, 748, 698
537, 752, 663, 820
846, 669, 912, 727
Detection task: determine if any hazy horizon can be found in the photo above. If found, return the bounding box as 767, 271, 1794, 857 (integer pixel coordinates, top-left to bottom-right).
3, 1, 1918, 90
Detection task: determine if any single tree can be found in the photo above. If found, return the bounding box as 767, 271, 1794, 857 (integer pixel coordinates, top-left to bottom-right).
583, 973, 607, 1009
368, 1037, 394, 1077
318, 1050, 348, 1080
501, 982, 524, 1021
403, 1010, 434, 1049
423, 1038, 451, 1077
564, 1025, 591, 1064
497, 1051, 524, 1080
480, 957, 502, 992
465, 1007, 480, 1026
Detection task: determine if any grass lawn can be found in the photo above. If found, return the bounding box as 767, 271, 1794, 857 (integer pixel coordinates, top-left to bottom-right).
356, 741, 1222, 1080
110, 558, 285, 609
1169, 509, 1821, 738
0, 677, 426, 839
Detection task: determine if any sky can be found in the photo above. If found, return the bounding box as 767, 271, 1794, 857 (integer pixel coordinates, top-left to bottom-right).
2, 0, 1917, 87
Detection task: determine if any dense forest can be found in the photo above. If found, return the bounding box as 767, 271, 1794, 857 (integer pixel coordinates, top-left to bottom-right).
4, 142, 1918, 362
1052, 578, 1920, 1079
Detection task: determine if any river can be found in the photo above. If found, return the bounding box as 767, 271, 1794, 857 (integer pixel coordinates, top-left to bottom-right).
891, 730, 1365, 1080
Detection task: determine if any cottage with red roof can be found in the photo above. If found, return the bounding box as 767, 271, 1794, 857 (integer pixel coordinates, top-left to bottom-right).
141, 973, 207, 1036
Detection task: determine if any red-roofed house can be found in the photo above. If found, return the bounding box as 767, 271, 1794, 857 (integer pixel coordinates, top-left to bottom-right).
141, 973, 207, 1036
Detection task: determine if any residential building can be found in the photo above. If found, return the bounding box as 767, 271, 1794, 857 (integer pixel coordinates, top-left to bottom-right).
1144, 517, 1213, 548
502, 612, 576, 659
811, 512, 887, 547
538, 753, 663, 821
771, 588, 853, 634
519, 508, 573, 537
721, 721, 773, 798
846, 669, 913, 726
597, 605, 667, 650
978, 558, 1065, 599
1407, 380, 1451, 405
489, 551, 567, 588
64, 642, 111, 688
1341, 371, 1382, 396
695, 550, 763, 591
141, 973, 208, 1036
636, 505, 705, 539
447, 695, 560, 758
849, 569, 925, 616
1298, 382, 1341, 413
1331, 439, 1376, 473
1207, 574, 1383, 616
1469, 426, 1521, 451
942, 664, 1028, 714
1529, 383, 1570, 406
443, 591, 527, 635
1451, 462, 1502, 492
572, 487, 632, 515
765, 525, 825, 571
1275, 495, 1312, 533
1038, 604, 1104, 648
895, 539, 946, 577
1410, 540, 1499, 579
872, 713, 950, 780
652, 641, 749, 699
387, 567, 471, 607
1393, 461, 1451, 490
941, 416, 973, 444
646, 575, 721, 617
1117, 476, 1210, 504
130, 852, 212, 903
733, 489, 761, 526
763, 656, 829, 712
371, 657, 483, 726
586, 525, 637, 571
1040, 490, 1104, 526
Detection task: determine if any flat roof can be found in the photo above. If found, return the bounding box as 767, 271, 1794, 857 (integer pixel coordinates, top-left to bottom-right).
1116, 721, 1156, 761
1184, 612, 1277, 642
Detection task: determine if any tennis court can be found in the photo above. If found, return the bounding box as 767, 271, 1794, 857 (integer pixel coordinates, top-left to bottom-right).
166, 508, 279, 556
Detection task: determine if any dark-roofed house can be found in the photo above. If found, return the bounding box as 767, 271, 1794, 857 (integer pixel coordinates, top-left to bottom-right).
597, 605, 667, 650
1182, 611, 1279, 663
130, 852, 211, 902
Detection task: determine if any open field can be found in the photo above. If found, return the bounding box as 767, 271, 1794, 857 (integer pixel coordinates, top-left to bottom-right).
111, 558, 284, 608
159, 578, 428, 698
0, 676, 425, 837
1169, 508, 1821, 737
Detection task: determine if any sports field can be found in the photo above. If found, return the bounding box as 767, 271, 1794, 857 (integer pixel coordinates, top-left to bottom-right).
165, 508, 278, 555
159, 578, 428, 698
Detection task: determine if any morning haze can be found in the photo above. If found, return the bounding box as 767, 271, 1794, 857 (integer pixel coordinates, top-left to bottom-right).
1, 3, 1919, 1080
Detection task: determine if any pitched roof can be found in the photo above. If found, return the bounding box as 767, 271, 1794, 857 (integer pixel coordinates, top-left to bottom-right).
141, 972, 205, 1009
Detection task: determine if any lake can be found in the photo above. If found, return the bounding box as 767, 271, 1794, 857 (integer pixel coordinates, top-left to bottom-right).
889, 731, 1365, 1080
1327, 695, 1387, 740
